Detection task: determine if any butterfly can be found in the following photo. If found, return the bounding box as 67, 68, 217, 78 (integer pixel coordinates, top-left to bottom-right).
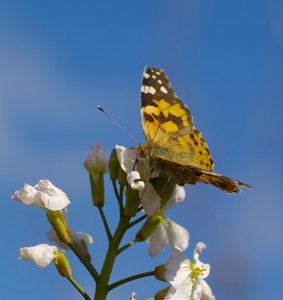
136, 67, 251, 194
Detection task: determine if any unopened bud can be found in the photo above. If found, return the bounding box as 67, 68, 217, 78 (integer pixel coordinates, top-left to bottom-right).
89, 171, 104, 207
109, 149, 120, 181
54, 251, 72, 278
155, 264, 167, 282
118, 167, 127, 187
125, 186, 140, 217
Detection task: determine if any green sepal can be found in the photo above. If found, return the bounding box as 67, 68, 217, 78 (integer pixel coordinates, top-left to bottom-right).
109, 149, 120, 181
136, 215, 162, 241
89, 171, 104, 207
54, 252, 72, 278
125, 185, 140, 217
155, 264, 167, 282
46, 211, 71, 244
118, 167, 127, 187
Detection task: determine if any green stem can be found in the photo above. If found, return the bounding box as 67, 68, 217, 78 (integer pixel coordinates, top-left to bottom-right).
112, 180, 120, 202
128, 214, 147, 229
112, 180, 124, 214
98, 205, 112, 240
67, 277, 92, 300
117, 238, 140, 256
68, 242, 100, 281
94, 215, 131, 299
119, 184, 124, 215
108, 271, 156, 291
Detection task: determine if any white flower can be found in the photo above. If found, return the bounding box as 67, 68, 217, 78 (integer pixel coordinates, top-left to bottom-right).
12, 179, 70, 211
18, 244, 58, 269
84, 143, 109, 174
116, 145, 161, 216
164, 244, 215, 300
47, 228, 94, 250
147, 186, 189, 257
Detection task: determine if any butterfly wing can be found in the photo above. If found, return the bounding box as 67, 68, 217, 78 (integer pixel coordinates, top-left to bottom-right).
141, 67, 214, 172
140, 67, 251, 193
150, 157, 252, 193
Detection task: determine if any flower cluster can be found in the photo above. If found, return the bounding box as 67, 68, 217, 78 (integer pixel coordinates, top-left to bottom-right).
12, 143, 215, 300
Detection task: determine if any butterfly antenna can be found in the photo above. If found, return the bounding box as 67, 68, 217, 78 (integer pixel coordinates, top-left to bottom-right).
97, 106, 141, 145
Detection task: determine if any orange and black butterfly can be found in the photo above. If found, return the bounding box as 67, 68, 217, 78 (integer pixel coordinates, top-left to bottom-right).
136, 67, 251, 193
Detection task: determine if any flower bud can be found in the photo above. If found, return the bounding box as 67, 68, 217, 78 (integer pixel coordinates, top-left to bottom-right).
155, 264, 167, 282
118, 167, 127, 187
54, 251, 72, 278
125, 185, 140, 217
89, 171, 104, 207
109, 149, 120, 181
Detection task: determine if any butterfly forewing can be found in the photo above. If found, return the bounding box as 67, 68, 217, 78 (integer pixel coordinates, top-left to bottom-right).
141, 67, 214, 172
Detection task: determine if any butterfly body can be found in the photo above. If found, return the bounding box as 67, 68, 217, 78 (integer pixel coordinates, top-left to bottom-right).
137, 67, 251, 194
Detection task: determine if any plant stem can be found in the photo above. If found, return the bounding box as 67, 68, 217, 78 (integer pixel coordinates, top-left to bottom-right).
68, 242, 100, 281
94, 215, 131, 299
119, 184, 124, 215
117, 238, 140, 256
128, 214, 147, 229
98, 205, 112, 240
112, 180, 124, 214
112, 180, 120, 202
67, 277, 92, 300
108, 271, 156, 291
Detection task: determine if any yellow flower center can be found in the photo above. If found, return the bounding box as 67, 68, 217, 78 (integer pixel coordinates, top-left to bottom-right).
189, 259, 206, 288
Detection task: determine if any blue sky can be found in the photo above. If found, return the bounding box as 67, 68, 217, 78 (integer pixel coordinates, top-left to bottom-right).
1, 1, 282, 299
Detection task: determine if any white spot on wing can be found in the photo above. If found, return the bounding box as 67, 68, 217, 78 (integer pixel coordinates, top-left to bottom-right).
144, 73, 150, 79
142, 85, 156, 95
148, 86, 156, 95
158, 80, 162, 84
152, 75, 156, 79
160, 86, 168, 94
156, 71, 161, 75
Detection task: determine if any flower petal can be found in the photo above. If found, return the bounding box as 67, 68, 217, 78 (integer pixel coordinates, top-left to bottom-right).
35, 180, 70, 211
165, 248, 192, 289
166, 218, 189, 252
12, 184, 46, 209
12, 180, 70, 211
76, 232, 95, 244
198, 277, 215, 300
84, 143, 109, 174
162, 185, 186, 213
147, 220, 169, 257
140, 183, 161, 216
47, 229, 69, 250
115, 145, 137, 173
18, 244, 58, 269
164, 281, 194, 300
127, 171, 145, 190
193, 242, 210, 278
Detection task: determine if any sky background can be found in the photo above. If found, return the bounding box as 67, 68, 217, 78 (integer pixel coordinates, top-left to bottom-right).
1, 1, 282, 299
